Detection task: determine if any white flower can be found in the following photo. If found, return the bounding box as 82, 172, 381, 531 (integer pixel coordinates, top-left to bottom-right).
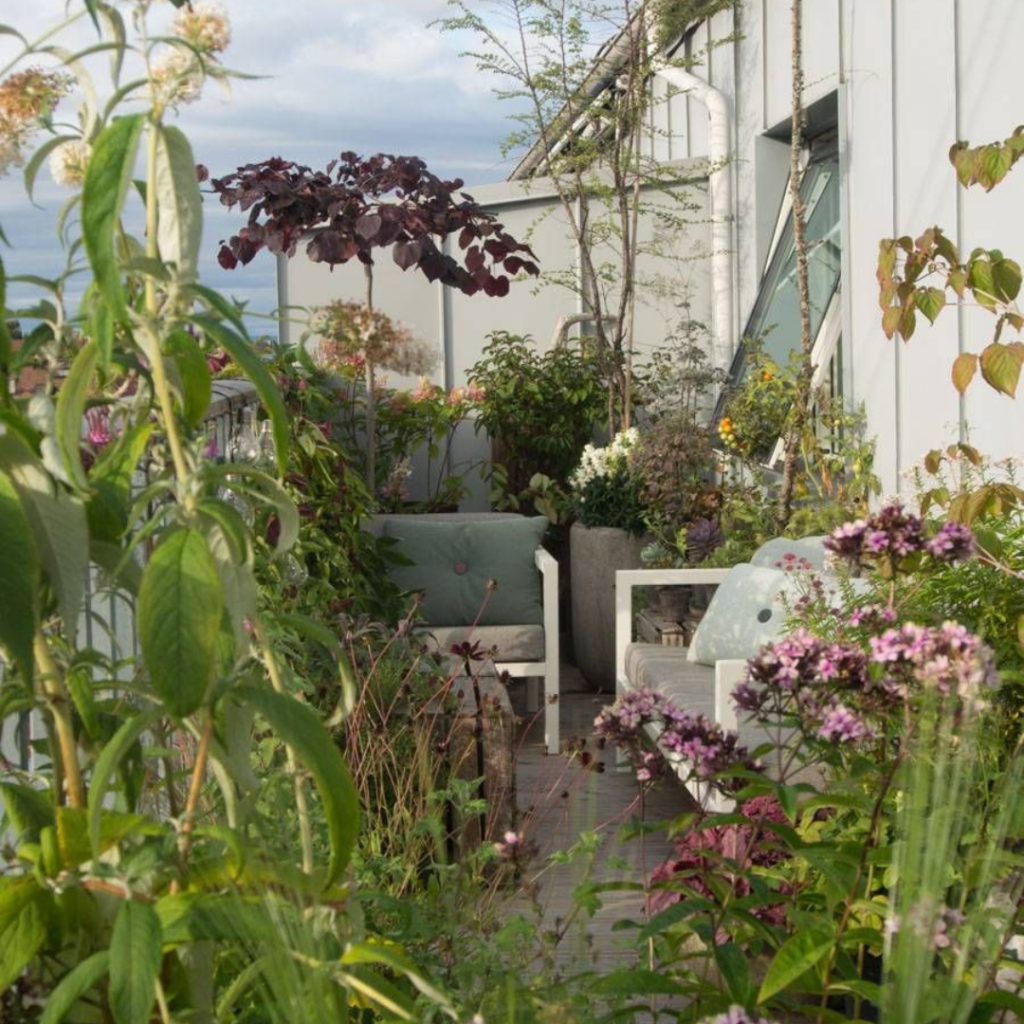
48, 139, 90, 188
151, 49, 202, 106
173, 2, 231, 54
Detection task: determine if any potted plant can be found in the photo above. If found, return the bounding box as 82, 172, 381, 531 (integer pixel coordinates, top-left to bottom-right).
568, 428, 648, 691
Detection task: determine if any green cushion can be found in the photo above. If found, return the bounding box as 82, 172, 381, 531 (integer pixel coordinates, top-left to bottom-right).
383, 516, 549, 627
687, 562, 795, 667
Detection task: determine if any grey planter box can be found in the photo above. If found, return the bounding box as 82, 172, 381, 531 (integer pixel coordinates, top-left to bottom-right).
569, 522, 648, 693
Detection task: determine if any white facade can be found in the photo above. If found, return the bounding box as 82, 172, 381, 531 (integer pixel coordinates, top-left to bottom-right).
282, 0, 1024, 498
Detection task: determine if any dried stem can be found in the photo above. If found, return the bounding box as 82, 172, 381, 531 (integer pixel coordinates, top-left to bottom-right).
777, 0, 815, 529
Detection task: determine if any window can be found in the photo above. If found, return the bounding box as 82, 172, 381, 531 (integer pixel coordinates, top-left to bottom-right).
716, 144, 843, 463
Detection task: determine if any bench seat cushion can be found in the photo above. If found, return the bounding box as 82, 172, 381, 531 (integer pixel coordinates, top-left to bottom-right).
622, 643, 777, 754
624, 643, 716, 718
419, 624, 546, 663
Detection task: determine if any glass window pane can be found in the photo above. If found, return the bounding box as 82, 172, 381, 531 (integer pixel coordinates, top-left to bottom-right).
744, 156, 841, 372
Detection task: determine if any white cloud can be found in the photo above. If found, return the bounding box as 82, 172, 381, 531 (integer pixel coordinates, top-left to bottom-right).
0, 0, 528, 324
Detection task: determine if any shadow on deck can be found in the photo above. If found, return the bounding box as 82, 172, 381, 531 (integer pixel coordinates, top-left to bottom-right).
503, 662, 698, 972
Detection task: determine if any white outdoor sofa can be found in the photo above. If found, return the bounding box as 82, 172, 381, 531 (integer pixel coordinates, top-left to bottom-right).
370, 513, 561, 755
614, 537, 830, 810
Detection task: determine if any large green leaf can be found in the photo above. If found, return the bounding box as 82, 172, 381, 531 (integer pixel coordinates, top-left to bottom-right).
758, 926, 835, 1003
40, 951, 111, 1024
138, 528, 224, 718
154, 125, 202, 281
0, 469, 38, 681
81, 113, 145, 365
88, 707, 160, 855
0, 431, 88, 639
109, 899, 162, 1024
191, 315, 289, 475
0, 876, 48, 991
166, 330, 212, 429
0, 783, 52, 844
239, 686, 359, 886
54, 340, 98, 492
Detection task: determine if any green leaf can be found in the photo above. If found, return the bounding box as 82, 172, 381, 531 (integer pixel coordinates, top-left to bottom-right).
54, 340, 99, 492
155, 125, 202, 281
758, 926, 835, 1003
23, 134, 80, 204
40, 951, 111, 1024
238, 685, 359, 886
336, 966, 416, 1020
589, 968, 686, 996
88, 707, 160, 856
81, 113, 145, 365
0, 469, 38, 682
0, 783, 53, 844
166, 330, 212, 429
0, 876, 48, 991
191, 315, 288, 475
87, 422, 154, 543
0, 431, 88, 639
109, 899, 162, 1024
968, 259, 998, 310
993, 258, 1022, 302
138, 528, 224, 718
186, 283, 248, 334
951, 352, 978, 394
207, 464, 298, 555
715, 942, 755, 1005
979, 342, 1022, 398
916, 287, 946, 324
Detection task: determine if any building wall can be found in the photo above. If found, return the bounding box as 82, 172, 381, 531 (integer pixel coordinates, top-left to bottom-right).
282, 1, 1024, 501
677, 0, 1024, 491
282, 165, 712, 508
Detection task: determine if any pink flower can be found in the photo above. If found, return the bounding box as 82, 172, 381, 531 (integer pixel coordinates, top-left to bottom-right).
85, 407, 112, 449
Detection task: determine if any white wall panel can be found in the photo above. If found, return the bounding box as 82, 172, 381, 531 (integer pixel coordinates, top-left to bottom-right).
763, 0, 841, 131
842, 0, 900, 491
892, 0, 961, 476
956, 0, 1024, 461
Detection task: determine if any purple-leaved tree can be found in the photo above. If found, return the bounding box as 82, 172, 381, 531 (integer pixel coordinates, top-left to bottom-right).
212, 151, 540, 491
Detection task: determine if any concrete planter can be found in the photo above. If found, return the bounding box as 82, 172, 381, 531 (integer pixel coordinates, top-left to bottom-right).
569, 522, 648, 693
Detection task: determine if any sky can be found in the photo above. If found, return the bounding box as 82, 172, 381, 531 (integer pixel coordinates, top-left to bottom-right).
0, 0, 523, 336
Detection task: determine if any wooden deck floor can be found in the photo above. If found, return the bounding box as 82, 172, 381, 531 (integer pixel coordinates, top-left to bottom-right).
504, 663, 698, 973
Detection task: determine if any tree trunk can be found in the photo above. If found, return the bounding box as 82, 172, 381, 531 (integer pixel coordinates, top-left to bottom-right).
776, 0, 815, 530
364, 263, 377, 501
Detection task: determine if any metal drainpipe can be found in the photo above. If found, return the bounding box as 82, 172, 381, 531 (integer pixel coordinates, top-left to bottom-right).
649, 59, 735, 372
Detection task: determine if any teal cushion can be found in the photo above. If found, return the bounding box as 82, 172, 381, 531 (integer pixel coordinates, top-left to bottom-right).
687, 563, 795, 667
383, 517, 549, 627
750, 535, 827, 571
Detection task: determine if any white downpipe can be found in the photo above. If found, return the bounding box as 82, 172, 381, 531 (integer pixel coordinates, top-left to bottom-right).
650, 60, 735, 371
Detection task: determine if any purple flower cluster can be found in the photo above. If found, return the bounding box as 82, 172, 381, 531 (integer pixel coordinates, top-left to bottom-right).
924, 520, 975, 562
869, 621, 999, 702
595, 687, 757, 790
825, 502, 976, 572
824, 502, 926, 568
736, 618, 999, 744
886, 902, 966, 952
735, 629, 872, 733
818, 702, 873, 743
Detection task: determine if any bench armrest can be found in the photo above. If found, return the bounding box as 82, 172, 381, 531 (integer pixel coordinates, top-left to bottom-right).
615, 566, 731, 697
535, 547, 559, 668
